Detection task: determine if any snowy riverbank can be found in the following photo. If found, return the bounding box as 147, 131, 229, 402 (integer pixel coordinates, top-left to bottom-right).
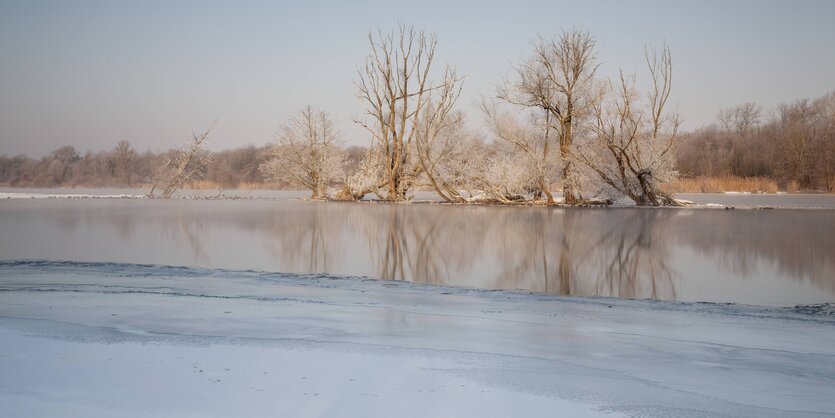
1, 261, 833, 417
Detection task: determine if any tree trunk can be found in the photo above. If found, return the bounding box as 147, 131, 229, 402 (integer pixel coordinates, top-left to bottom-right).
562, 159, 578, 204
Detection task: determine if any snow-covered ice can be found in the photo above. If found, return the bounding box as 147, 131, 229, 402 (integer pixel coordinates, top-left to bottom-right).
1, 261, 833, 417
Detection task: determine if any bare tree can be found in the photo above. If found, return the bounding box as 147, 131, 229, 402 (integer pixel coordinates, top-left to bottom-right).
718, 103, 761, 136
499, 29, 600, 204
717, 108, 735, 133
575, 46, 681, 206
261, 106, 344, 199
733, 103, 762, 136
114, 140, 136, 187
777, 99, 814, 188
149, 128, 213, 198
353, 24, 464, 201
413, 70, 467, 203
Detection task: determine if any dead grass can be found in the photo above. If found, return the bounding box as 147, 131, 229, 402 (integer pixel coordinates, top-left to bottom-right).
672, 176, 780, 193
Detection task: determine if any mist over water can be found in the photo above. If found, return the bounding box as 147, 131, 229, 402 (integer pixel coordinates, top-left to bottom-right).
1, 197, 833, 306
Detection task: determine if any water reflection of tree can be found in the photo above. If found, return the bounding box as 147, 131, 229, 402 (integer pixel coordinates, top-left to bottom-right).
323, 204, 682, 300
581, 210, 677, 300
484, 208, 677, 300
171, 213, 209, 262
362, 205, 488, 285
58, 199, 834, 301
680, 210, 835, 286
485, 208, 559, 292
68, 203, 680, 301
254, 202, 490, 284
258, 202, 345, 273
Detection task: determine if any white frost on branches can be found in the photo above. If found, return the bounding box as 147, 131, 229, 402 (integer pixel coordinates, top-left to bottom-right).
261, 106, 345, 199
574, 46, 681, 206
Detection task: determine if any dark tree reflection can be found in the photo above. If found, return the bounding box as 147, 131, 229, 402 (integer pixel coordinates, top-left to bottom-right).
24, 199, 833, 303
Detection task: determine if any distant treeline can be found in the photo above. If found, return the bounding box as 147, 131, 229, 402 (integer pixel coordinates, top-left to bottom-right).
677, 92, 835, 191
0, 141, 366, 190
1, 95, 833, 192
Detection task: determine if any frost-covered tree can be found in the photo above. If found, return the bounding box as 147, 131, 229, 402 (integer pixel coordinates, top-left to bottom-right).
413, 84, 470, 203
574, 46, 680, 206
149, 128, 213, 198
499, 29, 599, 204
353, 24, 464, 201
261, 106, 344, 199
482, 102, 562, 203
337, 146, 385, 201
474, 142, 539, 203
418, 123, 502, 203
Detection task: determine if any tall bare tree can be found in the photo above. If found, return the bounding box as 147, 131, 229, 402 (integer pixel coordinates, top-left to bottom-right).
113, 140, 136, 187
261, 106, 344, 199
499, 29, 600, 204
575, 46, 681, 206
354, 24, 464, 201
413, 75, 466, 202
718, 102, 762, 136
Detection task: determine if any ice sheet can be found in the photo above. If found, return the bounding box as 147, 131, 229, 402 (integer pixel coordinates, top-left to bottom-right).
1, 261, 833, 417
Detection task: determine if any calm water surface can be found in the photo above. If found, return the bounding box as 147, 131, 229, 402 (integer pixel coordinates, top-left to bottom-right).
1, 196, 834, 306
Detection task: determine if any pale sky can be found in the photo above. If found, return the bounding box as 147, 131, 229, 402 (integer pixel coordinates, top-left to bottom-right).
1, 0, 834, 157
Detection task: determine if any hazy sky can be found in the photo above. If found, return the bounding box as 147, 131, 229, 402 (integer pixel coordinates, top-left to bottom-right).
1, 0, 834, 157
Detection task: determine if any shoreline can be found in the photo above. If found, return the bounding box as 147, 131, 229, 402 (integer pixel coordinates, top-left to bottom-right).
3, 259, 834, 313
3, 190, 835, 210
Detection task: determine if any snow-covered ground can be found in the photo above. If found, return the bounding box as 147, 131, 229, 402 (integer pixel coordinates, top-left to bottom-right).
1, 261, 833, 417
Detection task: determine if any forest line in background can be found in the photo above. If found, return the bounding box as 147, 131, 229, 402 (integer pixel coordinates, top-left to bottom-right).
1, 93, 833, 196
3, 110, 833, 195
1, 26, 833, 199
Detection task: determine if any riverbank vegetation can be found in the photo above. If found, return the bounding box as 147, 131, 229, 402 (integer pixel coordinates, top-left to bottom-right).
1, 25, 833, 200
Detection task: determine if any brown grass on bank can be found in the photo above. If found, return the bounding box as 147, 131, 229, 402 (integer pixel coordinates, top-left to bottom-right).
672, 176, 780, 193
